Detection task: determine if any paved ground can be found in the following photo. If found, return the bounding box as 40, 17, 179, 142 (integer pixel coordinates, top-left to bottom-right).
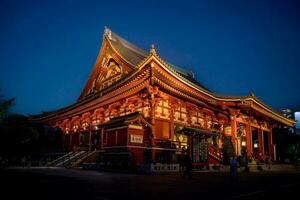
1, 167, 300, 200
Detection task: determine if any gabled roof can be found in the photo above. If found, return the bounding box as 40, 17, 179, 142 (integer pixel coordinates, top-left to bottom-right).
105, 28, 148, 66
104, 28, 210, 89
31, 27, 295, 127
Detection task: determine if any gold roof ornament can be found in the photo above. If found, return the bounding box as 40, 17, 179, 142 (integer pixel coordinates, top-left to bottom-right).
249, 92, 255, 97
104, 26, 112, 40
150, 44, 157, 55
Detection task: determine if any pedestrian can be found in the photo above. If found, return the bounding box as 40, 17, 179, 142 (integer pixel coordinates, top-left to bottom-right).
27, 155, 31, 168
265, 153, 271, 169
230, 155, 238, 183
21, 156, 26, 168
243, 149, 249, 172
183, 151, 192, 179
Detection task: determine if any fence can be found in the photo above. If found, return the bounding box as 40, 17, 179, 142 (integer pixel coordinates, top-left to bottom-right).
138, 163, 180, 173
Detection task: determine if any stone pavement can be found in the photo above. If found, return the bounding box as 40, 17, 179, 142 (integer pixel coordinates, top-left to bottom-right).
2, 167, 300, 199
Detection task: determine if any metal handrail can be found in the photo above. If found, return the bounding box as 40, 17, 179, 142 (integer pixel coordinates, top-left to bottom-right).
46, 152, 73, 166
57, 151, 86, 167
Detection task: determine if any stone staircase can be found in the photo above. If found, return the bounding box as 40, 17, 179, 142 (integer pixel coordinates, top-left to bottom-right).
47, 151, 89, 168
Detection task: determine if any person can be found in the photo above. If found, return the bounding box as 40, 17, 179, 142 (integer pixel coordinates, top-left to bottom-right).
265, 153, 271, 169
242, 149, 249, 172
21, 156, 26, 168
27, 155, 31, 168
230, 155, 238, 182
183, 151, 192, 179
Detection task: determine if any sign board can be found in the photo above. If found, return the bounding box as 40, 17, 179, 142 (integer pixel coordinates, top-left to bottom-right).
130, 134, 143, 144
128, 124, 143, 130
224, 126, 232, 136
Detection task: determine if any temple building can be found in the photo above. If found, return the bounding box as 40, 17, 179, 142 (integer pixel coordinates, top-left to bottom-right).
32, 27, 295, 168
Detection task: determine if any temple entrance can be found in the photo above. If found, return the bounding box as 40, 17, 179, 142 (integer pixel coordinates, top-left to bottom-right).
174, 125, 220, 168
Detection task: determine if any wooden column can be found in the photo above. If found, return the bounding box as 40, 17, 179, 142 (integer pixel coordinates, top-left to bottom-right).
88, 130, 92, 151
245, 124, 251, 157
249, 126, 253, 155
268, 129, 274, 160
231, 116, 237, 156
78, 132, 81, 146
70, 133, 73, 151
100, 128, 104, 149
189, 135, 192, 161
150, 92, 157, 162
169, 102, 174, 140
115, 130, 118, 145
258, 128, 263, 158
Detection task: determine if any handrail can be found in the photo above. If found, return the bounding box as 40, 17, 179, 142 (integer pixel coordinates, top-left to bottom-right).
46, 152, 73, 166
57, 151, 86, 167
70, 150, 97, 168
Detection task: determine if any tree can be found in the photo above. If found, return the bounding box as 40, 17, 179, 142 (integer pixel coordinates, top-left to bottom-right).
0, 93, 14, 120
0, 92, 64, 166
0, 114, 39, 157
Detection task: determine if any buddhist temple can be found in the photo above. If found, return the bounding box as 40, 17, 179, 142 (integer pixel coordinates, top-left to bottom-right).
32, 27, 295, 169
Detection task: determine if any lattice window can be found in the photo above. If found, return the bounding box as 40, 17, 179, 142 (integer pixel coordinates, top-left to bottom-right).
174, 105, 187, 122
155, 100, 169, 118
191, 112, 204, 127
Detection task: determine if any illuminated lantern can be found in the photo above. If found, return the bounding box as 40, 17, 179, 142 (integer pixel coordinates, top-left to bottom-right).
224, 126, 232, 136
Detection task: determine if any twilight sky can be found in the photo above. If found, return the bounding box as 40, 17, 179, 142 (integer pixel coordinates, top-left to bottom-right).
0, 0, 300, 115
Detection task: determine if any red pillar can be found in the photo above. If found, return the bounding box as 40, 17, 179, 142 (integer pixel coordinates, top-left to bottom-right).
69, 133, 73, 151
258, 129, 263, 159
88, 130, 92, 151
115, 130, 118, 145
78, 132, 81, 146
100, 128, 104, 149
231, 116, 237, 156
189, 135, 192, 162
245, 124, 251, 157
268, 129, 274, 160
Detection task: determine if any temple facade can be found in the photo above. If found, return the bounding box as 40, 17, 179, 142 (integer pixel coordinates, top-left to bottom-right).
33, 27, 295, 168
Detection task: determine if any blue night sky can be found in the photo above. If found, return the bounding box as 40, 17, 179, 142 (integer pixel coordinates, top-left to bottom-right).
1, 0, 300, 115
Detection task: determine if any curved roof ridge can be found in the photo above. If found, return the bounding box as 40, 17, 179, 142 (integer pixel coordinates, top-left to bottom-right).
105, 27, 196, 78
111, 31, 148, 57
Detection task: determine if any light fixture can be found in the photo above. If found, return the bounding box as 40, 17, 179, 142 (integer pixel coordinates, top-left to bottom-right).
82, 122, 89, 130
242, 141, 246, 146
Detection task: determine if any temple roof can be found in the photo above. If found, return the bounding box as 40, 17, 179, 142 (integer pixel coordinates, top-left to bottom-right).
30, 27, 296, 127
104, 28, 210, 90
107, 29, 148, 66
